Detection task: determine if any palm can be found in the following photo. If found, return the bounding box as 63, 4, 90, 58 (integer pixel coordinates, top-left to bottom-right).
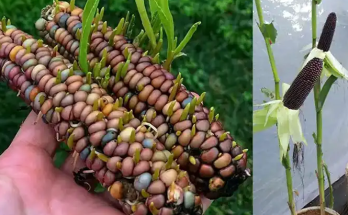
0, 111, 122, 215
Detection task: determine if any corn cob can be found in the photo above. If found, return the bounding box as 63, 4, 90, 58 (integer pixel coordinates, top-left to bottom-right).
33, 2, 250, 198
283, 58, 323, 110
317, 12, 336, 52
1, 21, 248, 201
0, 27, 207, 215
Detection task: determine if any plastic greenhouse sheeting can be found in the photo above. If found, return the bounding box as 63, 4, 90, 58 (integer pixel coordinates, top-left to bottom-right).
253, 1, 348, 215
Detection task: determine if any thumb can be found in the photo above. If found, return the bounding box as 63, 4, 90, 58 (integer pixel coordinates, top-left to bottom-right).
10, 111, 58, 157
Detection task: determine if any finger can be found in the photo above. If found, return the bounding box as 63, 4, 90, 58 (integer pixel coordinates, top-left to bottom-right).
11, 111, 57, 157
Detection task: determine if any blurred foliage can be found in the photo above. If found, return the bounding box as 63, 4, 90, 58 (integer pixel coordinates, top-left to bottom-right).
0, 0, 252, 214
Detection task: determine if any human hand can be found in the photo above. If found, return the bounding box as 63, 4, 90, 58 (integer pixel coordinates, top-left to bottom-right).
0, 111, 212, 215
0, 111, 125, 215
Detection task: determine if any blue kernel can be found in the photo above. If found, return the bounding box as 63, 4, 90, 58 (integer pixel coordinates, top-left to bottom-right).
184, 191, 195, 209
140, 110, 146, 117
6, 25, 17, 30
101, 131, 117, 147
80, 148, 91, 160
72, 23, 82, 36
181, 97, 193, 108
41, 114, 49, 124
49, 25, 59, 39
58, 13, 70, 28
24, 85, 34, 101
60, 69, 70, 82
74, 70, 85, 76
45, 109, 54, 123
79, 84, 91, 93
50, 57, 63, 62
142, 138, 155, 148
124, 92, 133, 105
134, 173, 152, 191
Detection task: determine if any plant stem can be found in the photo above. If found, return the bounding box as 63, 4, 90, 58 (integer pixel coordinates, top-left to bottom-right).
265, 39, 280, 99
312, 1, 317, 48
255, 0, 280, 100
163, 51, 174, 72
312, 1, 325, 214
255, 0, 296, 214
314, 91, 325, 215
284, 149, 297, 215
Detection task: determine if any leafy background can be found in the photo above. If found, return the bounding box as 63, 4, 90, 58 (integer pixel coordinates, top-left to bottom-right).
0, 0, 252, 214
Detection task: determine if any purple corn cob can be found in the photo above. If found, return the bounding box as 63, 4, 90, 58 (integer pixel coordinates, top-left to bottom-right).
317, 12, 336, 52
283, 58, 323, 110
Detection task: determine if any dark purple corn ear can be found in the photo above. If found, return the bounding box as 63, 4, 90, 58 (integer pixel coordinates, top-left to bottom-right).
317, 12, 336, 52
283, 58, 323, 110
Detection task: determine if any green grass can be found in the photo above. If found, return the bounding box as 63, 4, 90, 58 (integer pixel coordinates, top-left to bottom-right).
0, 0, 252, 214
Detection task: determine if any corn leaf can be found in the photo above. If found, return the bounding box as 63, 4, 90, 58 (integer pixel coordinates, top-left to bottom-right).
53, 143, 70, 168
157, 0, 174, 39
300, 42, 314, 53
53, 150, 68, 168
59, 141, 71, 151
81, 0, 96, 29
94, 183, 106, 193
148, 0, 158, 18
174, 22, 201, 56
260, 22, 277, 44
323, 162, 334, 209
261, 87, 275, 100
154, 0, 175, 55
173, 52, 187, 60
318, 75, 337, 112
135, 0, 157, 49
79, 0, 100, 73
151, 13, 162, 36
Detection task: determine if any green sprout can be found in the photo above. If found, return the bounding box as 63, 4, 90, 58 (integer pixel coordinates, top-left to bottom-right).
135, 0, 200, 72
79, 0, 101, 74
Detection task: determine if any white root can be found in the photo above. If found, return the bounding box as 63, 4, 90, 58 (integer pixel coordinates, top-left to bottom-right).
136, 122, 158, 139
34, 111, 43, 125
72, 151, 79, 171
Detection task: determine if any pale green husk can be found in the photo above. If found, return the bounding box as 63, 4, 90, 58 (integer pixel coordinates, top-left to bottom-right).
253, 83, 307, 161
301, 44, 348, 79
